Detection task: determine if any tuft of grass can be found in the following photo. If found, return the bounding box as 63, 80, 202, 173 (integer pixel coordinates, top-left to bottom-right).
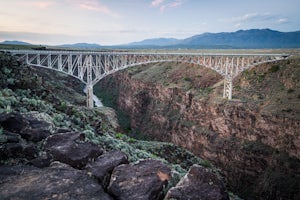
200, 159, 212, 168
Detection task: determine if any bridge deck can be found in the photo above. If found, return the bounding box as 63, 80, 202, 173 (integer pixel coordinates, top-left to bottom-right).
1, 49, 289, 57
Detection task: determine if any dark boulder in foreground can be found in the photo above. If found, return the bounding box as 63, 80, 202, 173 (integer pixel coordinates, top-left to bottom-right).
165, 164, 229, 200
0, 162, 113, 200
86, 150, 129, 187
0, 112, 51, 142
108, 159, 171, 200
44, 132, 103, 169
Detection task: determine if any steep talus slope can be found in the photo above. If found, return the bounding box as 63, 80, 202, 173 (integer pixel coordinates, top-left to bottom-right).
96, 59, 300, 200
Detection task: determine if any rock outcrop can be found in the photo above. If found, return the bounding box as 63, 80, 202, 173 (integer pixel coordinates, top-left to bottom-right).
44, 132, 103, 169
86, 150, 129, 187
2, 112, 225, 200
108, 159, 171, 200
165, 165, 229, 200
0, 162, 114, 200
0, 112, 51, 142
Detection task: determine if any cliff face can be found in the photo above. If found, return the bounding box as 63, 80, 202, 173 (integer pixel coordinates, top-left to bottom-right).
96, 60, 300, 199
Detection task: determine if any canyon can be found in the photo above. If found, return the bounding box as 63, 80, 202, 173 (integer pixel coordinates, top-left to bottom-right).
96, 59, 300, 199
1, 51, 299, 199
0, 52, 232, 200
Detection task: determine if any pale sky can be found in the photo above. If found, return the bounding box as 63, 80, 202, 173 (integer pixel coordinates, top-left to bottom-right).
0, 0, 299, 45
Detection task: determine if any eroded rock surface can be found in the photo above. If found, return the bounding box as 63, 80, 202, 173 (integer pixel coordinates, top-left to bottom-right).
108, 159, 171, 200
165, 164, 229, 200
0, 112, 51, 142
0, 162, 113, 200
44, 132, 103, 169
86, 150, 129, 187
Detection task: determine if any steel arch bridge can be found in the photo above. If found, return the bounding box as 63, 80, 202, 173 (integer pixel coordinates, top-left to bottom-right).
3, 50, 289, 108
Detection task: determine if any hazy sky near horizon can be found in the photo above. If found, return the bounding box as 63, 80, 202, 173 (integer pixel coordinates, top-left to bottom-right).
0, 0, 299, 45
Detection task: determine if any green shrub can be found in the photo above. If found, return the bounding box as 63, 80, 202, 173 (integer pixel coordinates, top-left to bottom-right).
269, 65, 280, 73
258, 74, 265, 82
184, 77, 192, 82
200, 159, 212, 168
7, 78, 15, 85
115, 132, 125, 139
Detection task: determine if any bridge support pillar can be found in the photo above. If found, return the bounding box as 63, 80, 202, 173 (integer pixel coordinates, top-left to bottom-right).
86, 84, 94, 108
223, 77, 232, 100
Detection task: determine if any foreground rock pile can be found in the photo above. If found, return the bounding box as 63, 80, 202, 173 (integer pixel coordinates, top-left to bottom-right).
0, 112, 229, 200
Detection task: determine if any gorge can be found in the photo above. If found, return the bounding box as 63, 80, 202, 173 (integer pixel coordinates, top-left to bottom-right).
95, 59, 300, 199
0, 51, 299, 200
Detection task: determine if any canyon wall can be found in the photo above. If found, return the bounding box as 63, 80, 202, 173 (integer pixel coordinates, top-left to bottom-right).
96, 61, 300, 200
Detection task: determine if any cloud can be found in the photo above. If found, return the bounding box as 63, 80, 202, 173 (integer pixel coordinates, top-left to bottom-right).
277, 18, 288, 24
70, 0, 119, 18
151, 0, 165, 7
151, 0, 185, 12
220, 12, 290, 28
234, 12, 275, 23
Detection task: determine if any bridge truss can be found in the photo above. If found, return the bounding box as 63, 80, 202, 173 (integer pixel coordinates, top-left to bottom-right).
3, 50, 288, 108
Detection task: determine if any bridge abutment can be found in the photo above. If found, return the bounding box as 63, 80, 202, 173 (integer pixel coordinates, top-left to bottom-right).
86, 84, 94, 108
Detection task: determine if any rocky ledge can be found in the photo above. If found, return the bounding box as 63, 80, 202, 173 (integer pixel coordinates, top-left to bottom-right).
0, 112, 230, 200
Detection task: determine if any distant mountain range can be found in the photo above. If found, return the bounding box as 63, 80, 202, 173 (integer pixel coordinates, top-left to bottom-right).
1, 29, 300, 49
127, 38, 180, 47
126, 29, 300, 48
180, 29, 300, 48
58, 43, 102, 49
1, 40, 32, 45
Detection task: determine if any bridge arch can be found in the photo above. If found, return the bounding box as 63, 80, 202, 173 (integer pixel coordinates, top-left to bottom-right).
3, 50, 288, 108
90, 60, 211, 86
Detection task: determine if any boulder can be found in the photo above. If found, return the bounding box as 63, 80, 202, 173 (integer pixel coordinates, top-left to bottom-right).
0, 112, 51, 142
0, 162, 113, 200
22, 144, 39, 159
0, 165, 37, 183
29, 153, 52, 168
165, 164, 229, 200
0, 112, 28, 133
2, 143, 24, 158
108, 159, 171, 200
86, 150, 129, 187
20, 128, 50, 142
0, 142, 38, 160
44, 132, 103, 169
2, 130, 20, 143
